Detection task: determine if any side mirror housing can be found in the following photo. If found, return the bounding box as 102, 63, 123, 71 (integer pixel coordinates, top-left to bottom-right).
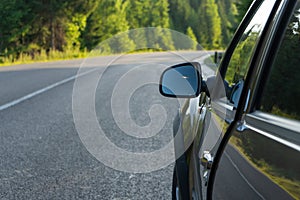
159, 62, 202, 98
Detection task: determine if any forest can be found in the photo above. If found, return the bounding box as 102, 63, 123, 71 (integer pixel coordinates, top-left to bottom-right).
0, 0, 252, 64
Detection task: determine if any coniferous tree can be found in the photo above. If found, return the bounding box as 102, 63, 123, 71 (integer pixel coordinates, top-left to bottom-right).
186, 26, 198, 50
82, 0, 135, 52
0, 0, 257, 60
198, 0, 222, 49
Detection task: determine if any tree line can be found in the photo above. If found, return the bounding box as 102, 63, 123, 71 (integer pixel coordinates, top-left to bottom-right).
0, 0, 252, 63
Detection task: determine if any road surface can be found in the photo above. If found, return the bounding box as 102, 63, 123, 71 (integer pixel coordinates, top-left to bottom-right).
0, 51, 211, 199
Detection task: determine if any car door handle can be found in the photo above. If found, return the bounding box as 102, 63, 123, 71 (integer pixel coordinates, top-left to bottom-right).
200, 151, 213, 169
200, 151, 214, 186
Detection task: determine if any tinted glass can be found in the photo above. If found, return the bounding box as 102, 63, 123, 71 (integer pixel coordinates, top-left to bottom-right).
260, 2, 300, 121
214, 3, 300, 200
212, 1, 279, 199
224, 0, 276, 106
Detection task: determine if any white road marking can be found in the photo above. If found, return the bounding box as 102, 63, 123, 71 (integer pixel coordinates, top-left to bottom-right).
0, 68, 98, 112
0, 52, 212, 112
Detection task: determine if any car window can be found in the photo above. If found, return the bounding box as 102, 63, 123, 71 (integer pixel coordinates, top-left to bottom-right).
260, 2, 300, 121
224, 0, 276, 107
213, 3, 300, 200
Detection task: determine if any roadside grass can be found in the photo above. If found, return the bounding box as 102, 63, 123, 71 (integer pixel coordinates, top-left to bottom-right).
1, 48, 214, 67
229, 136, 300, 199
0, 48, 172, 67
0, 48, 89, 67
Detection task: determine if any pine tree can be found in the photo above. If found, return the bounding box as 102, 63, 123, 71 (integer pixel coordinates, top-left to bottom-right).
186, 27, 198, 50
126, 0, 173, 51
81, 0, 135, 52
0, 0, 31, 59
216, 0, 238, 46
197, 0, 222, 49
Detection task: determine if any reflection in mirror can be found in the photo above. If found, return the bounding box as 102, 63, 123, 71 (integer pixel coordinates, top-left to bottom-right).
160, 63, 200, 98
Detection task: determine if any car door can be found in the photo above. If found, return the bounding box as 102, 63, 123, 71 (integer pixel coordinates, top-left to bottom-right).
191, 0, 282, 199
212, 0, 300, 199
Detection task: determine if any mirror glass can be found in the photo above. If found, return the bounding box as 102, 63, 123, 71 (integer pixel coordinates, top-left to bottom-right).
160, 64, 200, 97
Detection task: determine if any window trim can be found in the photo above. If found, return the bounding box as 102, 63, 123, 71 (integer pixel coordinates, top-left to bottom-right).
245, 111, 300, 151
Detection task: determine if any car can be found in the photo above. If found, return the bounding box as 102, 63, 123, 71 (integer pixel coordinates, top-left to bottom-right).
159, 0, 300, 199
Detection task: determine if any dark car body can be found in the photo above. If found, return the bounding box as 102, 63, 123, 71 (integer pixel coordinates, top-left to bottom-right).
160, 0, 300, 199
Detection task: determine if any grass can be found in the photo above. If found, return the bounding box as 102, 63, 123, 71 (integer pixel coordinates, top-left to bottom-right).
0, 48, 88, 67
0, 48, 210, 67
0, 48, 162, 67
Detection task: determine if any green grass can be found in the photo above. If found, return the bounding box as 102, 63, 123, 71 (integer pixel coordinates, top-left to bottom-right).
0, 48, 216, 67
0, 47, 174, 67
0, 48, 88, 67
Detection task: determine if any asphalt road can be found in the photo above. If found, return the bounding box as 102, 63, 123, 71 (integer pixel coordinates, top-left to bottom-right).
0, 51, 210, 199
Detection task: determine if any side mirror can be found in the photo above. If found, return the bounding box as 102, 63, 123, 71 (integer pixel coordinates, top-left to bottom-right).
229, 80, 244, 109
159, 62, 202, 98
